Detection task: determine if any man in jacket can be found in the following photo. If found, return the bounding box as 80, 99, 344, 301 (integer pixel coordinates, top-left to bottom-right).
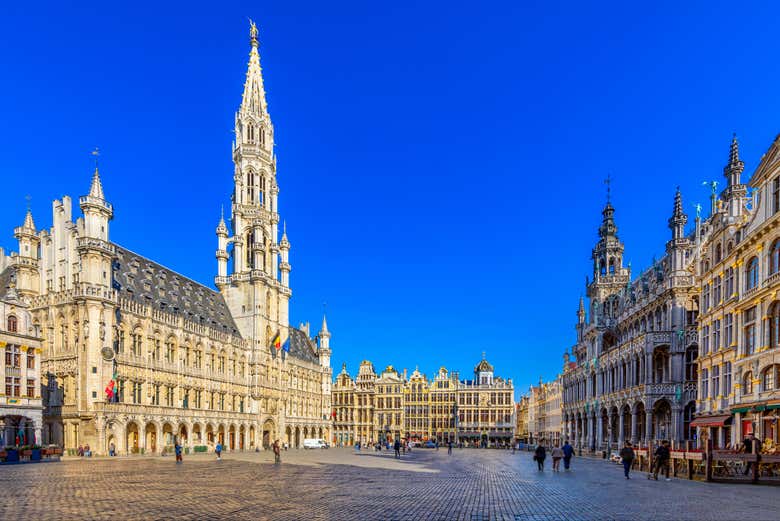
561, 440, 575, 471
619, 441, 635, 479
651, 440, 671, 481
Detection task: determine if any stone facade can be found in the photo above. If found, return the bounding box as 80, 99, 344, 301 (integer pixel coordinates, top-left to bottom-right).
0, 23, 332, 455
693, 134, 780, 448
515, 395, 529, 443
525, 377, 562, 446
561, 189, 700, 452
331, 357, 514, 447
0, 269, 43, 446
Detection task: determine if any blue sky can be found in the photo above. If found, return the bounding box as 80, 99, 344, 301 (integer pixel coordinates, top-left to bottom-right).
2, 2, 780, 395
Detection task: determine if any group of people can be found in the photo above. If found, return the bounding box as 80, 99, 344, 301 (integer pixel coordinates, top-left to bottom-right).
533, 441, 575, 471
76, 444, 92, 457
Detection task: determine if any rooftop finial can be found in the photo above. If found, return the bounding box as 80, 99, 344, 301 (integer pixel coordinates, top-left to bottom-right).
249, 18, 258, 46
91, 147, 100, 170
604, 172, 612, 204
482, 350, 486, 360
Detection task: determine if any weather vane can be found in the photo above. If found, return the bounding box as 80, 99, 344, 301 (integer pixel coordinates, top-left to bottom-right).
91, 147, 100, 169
25, 194, 31, 211
604, 173, 612, 203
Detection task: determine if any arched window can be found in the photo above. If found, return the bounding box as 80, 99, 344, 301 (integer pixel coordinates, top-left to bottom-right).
246, 231, 254, 268
746, 257, 759, 290
608, 258, 615, 274
247, 172, 256, 202
771, 302, 780, 350
715, 243, 722, 264
770, 239, 780, 275
727, 241, 734, 254
773, 177, 780, 214
685, 347, 698, 381
761, 365, 778, 391
7, 315, 18, 333
259, 175, 266, 205
743, 371, 754, 395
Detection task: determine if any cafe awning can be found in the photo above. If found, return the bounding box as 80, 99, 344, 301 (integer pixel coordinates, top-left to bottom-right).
690, 414, 732, 427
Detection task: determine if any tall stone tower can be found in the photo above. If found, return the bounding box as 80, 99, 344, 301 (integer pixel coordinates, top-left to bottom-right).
217, 21, 291, 349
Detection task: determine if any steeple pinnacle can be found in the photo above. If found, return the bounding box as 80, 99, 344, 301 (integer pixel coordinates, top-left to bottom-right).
216, 205, 229, 236
723, 133, 745, 186
320, 313, 330, 335
21, 207, 36, 232
668, 187, 688, 240
241, 19, 268, 115
89, 167, 105, 200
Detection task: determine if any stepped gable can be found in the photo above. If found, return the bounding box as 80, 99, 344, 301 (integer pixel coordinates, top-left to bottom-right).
287, 327, 319, 364
112, 244, 240, 336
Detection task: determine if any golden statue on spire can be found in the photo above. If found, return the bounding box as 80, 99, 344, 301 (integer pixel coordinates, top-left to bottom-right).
249, 18, 258, 41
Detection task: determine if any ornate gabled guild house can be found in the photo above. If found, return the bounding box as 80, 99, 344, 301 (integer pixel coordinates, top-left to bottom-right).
0, 266, 44, 447
330, 357, 514, 447
0, 23, 332, 455
693, 134, 780, 449
561, 189, 701, 452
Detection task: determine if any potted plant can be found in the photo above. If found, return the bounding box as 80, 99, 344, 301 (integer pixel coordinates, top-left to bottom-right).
4, 446, 19, 463
31, 445, 42, 461
21, 445, 33, 458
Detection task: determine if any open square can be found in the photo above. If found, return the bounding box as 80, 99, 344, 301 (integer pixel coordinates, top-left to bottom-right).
2, 449, 778, 520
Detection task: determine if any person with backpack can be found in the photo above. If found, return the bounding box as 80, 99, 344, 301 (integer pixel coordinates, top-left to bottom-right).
620, 441, 635, 479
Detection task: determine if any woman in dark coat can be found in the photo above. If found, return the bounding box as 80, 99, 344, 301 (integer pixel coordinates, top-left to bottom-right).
534, 444, 546, 471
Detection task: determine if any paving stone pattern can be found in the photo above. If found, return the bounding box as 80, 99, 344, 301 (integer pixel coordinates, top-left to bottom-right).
1, 448, 778, 520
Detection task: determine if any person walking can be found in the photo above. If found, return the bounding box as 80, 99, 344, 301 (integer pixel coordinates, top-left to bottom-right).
215, 441, 222, 461
273, 439, 281, 464
650, 440, 670, 481
394, 439, 401, 459
561, 440, 574, 471
534, 444, 546, 471
619, 441, 635, 479
447, 440, 453, 456
108, 442, 116, 457
551, 444, 564, 472
174, 437, 183, 464
742, 433, 762, 476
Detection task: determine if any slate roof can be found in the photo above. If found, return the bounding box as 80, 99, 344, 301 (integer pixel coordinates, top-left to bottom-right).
112, 244, 240, 336
287, 327, 319, 364
0, 265, 16, 300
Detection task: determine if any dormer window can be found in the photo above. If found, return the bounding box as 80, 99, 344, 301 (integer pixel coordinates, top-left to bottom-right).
7, 315, 18, 333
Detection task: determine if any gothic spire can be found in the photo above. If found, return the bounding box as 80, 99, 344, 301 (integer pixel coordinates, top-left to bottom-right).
89, 167, 105, 200
668, 187, 688, 240
21, 207, 36, 232
723, 133, 744, 186
241, 19, 268, 116
320, 313, 329, 335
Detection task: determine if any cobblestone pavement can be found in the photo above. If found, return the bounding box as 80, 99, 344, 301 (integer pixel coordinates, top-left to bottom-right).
1, 448, 778, 520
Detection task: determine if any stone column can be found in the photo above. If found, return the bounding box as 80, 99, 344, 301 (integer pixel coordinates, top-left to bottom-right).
630, 409, 638, 443
645, 410, 653, 443
96, 415, 106, 456
596, 413, 603, 449
618, 409, 625, 446
671, 405, 681, 443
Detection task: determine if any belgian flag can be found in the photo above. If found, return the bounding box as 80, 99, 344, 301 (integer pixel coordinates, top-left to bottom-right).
271, 330, 281, 350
